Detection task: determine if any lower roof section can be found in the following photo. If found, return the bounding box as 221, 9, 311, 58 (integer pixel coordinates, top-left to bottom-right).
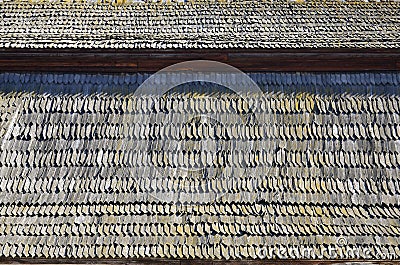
0, 72, 399, 260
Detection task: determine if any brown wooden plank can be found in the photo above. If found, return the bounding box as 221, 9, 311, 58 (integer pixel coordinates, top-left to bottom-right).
0, 49, 399, 72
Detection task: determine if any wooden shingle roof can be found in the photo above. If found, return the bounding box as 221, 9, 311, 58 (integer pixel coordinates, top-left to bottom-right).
0, 72, 399, 259
0, 0, 399, 49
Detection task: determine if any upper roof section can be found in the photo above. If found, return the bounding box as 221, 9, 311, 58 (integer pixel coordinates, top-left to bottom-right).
0, 0, 399, 49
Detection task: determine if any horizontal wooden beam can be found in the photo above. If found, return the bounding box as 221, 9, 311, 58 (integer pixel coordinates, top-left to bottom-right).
0, 49, 399, 72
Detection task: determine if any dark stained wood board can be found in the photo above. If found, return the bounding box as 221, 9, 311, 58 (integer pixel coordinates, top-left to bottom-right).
0, 49, 399, 73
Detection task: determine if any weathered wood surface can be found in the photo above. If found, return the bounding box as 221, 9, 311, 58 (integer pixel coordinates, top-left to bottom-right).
0, 49, 399, 72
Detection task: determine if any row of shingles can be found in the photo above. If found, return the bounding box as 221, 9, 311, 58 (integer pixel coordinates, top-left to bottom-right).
0, 215, 399, 258
0, 138, 400, 161
7, 90, 400, 115
2, 138, 400, 168
0, 214, 397, 254
0, 238, 376, 259
0, 166, 399, 202
1, 176, 399, 209
1, 72, 400, 99
1, 241, 400, 259
2, 72, 400, 87
1, 166, 400, 194
0, 91, 400, 258
1, 197, 400, 224
4, 73, 400, 113
0, 1, 399, 49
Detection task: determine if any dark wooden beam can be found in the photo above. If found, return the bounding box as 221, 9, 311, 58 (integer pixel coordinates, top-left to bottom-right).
0, 49, 399, 72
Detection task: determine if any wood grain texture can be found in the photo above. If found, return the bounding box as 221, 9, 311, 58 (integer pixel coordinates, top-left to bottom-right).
0, 49, 399, 72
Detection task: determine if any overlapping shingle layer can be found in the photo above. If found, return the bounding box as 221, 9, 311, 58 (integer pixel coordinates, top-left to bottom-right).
0, 72, 400, 259
0, 0, 399, 49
